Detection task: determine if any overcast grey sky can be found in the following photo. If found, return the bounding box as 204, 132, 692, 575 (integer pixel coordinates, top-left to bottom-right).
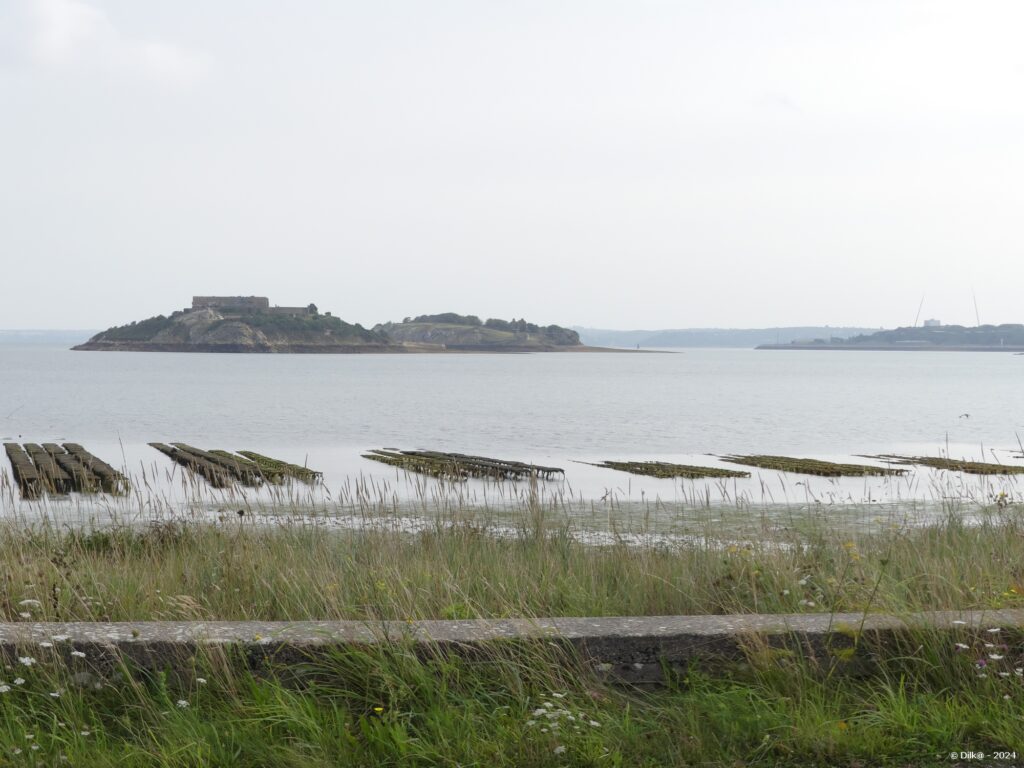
1, 1, 1022, 330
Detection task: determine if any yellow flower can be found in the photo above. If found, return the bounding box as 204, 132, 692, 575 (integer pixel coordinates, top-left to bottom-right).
373, 706, 384, 713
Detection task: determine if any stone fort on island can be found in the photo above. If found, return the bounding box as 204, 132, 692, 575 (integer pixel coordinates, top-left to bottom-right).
190, 296, 316, 318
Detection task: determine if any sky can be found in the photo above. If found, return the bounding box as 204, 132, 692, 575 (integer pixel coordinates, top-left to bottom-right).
1, 0, 1023, 331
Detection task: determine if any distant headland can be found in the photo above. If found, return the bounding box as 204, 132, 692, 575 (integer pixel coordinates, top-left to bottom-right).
72, 297, 591, 354
756, 323, 1024, 351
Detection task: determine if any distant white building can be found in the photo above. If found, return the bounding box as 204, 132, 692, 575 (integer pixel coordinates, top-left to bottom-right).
923, 318, 941, 327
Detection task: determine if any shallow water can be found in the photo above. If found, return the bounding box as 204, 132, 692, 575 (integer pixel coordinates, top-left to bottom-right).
2, 341, 1023, 520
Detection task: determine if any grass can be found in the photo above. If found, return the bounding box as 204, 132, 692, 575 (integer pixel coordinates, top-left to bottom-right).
0, 620, 1020, 765
1, 504, 1023, 622
0, 494, 1022, 763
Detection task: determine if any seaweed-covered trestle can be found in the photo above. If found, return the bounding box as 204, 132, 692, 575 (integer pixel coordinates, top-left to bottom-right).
2, 443, 126, 498
172, 444, 263, 486
579, 460, 750, 479
149, 443, 235, 488
362, 449, 564, 481
720, 455, 906, 477
42, 443, 100, 492
23, 443, 72, 493
61, 443, 129, 493
3, 443, 42, 499
236, 451, 321, 483
861, 455, 1024, 475
149, 445, 320, 488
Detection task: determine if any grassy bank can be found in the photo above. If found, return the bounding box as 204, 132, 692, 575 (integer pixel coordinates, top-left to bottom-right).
0, 507, 1022, 764
1, 506, 1023, 622
0, 624, 1021, 765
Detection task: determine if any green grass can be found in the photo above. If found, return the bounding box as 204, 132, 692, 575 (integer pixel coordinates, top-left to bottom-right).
94, 315, 175, 342
1, 506, 1023, 623
0, 633, 1020, 766
0, 504, 1022, 763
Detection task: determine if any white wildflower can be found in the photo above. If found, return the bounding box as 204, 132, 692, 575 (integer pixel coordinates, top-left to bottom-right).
551, 693, 565, 699
196, 677, 207, 685
1015, 668, 1023, 677
589, 720, 601, 727
554, 745, 567, 755
543, 701, 553, 709
532, 708, 546, 717
176, 699, 189, 708
14, 678, 25, 685
18, 600, 41, 608
989, 654, 1005, 661
999, 672, 1011, 678
18, 657, 35, 667
30, 745, 39, 751
80, 731, 90, 737
18, 613, 31, 619
782, 589, 790, 596
952, 620, 967, 625
1004, 694, 1012, 700
987, 627, 1001, 633
50, 691, 61, 698
52, 635, 69, 642
0, 685, 9, 693
71, 651, 86, 658
955, 643, 970, 650
39, 642, 52, 648
526, 720, 536, 727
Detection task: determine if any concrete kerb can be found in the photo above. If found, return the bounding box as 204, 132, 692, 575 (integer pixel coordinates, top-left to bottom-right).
1, 609, 1022, 686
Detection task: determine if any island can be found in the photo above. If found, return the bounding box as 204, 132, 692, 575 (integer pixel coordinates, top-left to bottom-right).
756, 323, 1024, 351
372, 313, 582, 352
73, 297, 590, 354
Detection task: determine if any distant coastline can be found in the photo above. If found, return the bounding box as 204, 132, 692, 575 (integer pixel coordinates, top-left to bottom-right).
757, 343, 1024, 352
756, 324, 1024, 352
575, 326, 883, 348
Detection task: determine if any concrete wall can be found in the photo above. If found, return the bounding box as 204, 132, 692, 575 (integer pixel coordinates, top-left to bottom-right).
2, 609, 1021, 686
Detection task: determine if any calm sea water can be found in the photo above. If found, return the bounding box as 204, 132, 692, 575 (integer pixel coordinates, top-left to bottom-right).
2, 340, 1023, 513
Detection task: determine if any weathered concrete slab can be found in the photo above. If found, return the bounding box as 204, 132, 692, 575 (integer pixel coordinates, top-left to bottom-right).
2, 609, 1021, 685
